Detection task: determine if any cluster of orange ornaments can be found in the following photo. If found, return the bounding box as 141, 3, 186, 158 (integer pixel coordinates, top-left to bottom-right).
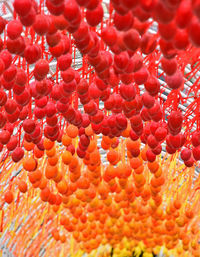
0, 0, 200, 256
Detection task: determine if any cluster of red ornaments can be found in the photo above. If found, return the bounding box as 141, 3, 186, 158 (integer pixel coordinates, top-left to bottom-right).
0, 0, 200, 167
